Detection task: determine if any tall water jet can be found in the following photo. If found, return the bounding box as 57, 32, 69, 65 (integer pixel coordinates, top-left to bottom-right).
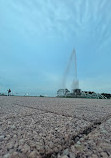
62, 49, 79, 90
71, 49, 79, 90
57, 49, 107, 99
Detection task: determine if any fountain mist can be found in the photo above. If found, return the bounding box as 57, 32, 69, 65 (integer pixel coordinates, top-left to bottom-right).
62, 49, 79, 89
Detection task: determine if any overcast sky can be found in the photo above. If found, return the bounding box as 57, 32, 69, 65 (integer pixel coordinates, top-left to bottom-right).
0, 0, 111, 96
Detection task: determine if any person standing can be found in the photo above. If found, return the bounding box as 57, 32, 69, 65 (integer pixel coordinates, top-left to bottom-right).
7, 89, 11, 96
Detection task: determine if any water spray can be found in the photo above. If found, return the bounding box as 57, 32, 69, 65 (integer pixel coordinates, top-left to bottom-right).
62, 49, 79, 90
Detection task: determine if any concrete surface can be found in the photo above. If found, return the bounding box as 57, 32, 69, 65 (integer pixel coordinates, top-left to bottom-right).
0, 96, 111, 158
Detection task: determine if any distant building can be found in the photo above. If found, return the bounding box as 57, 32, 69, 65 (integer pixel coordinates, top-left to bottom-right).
57, 88, 107, 99
57, 89, 70, 97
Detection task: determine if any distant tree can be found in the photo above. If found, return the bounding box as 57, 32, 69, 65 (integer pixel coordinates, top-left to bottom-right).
101, 93, 111, 99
